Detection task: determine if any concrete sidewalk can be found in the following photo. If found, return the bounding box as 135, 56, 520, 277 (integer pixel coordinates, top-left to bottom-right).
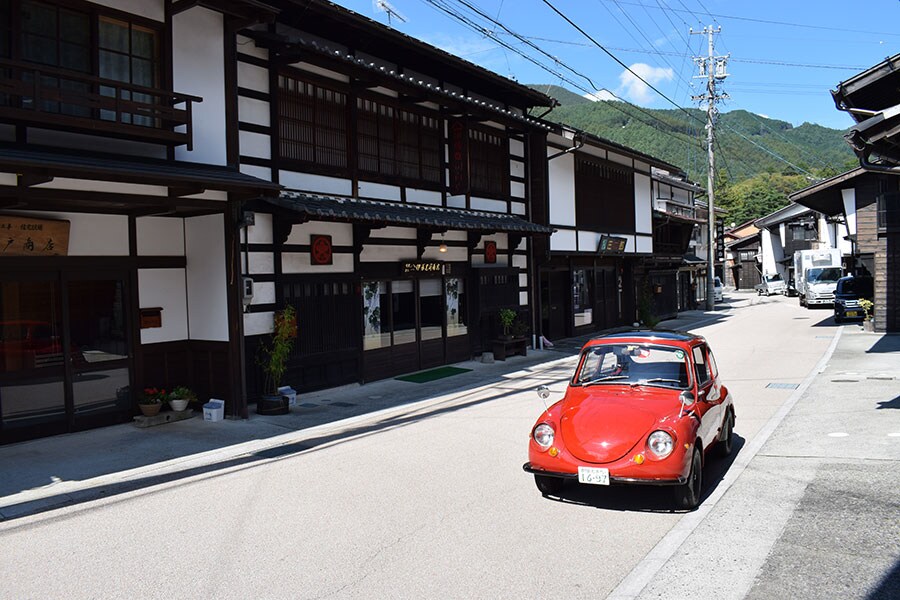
0, 305, 732, 522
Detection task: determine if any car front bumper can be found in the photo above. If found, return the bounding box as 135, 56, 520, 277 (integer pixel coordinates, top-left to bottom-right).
522, 462, 688, 486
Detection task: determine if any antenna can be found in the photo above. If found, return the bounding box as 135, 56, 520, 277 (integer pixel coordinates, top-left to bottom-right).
373, 0, 407, 25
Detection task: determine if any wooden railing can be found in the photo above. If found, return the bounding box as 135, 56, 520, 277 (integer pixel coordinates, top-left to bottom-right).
0, 59, 201, 149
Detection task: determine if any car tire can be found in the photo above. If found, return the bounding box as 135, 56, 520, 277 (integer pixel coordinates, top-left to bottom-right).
534, 474, 564, 496
673, 449, 702, 510
714, 411, 734, 458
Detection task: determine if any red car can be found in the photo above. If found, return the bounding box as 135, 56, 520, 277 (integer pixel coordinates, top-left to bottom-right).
523, 330, 735, 510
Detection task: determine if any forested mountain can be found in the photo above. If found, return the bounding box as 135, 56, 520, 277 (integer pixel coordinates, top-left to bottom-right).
528, 85, 859, 223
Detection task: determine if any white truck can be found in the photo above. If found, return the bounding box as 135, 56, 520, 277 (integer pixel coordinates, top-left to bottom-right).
793, 248, 843, 308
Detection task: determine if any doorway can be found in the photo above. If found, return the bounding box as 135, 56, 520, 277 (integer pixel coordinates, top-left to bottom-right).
0, 269, 132, 442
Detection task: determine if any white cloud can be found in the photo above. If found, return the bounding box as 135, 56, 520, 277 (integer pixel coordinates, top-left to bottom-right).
616, 63, 674, 104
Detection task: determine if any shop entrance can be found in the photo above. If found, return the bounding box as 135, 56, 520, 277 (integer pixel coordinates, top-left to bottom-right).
0, 269, 131, 443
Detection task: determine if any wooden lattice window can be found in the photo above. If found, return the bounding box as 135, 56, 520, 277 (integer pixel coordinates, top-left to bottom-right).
357, 98, 441, 185
469, 127, 508, 197
575, 156, 634, 232
279, 74, 348, 169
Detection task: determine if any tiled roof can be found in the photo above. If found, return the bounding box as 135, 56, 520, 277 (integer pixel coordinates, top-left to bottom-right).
269, 192, 554, 234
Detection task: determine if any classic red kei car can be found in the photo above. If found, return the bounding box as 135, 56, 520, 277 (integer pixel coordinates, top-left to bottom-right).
524, 330, 735, 509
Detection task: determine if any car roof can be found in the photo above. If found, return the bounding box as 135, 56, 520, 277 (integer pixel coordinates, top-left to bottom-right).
585, 327, 702, 345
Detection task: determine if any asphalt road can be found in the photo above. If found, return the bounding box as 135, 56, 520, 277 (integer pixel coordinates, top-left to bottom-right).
0, 294, 886, 599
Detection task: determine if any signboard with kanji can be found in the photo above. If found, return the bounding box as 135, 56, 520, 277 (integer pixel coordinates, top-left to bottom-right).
448, 119, 469, 196
0, 215, 70, 256
598, 235, 627, 253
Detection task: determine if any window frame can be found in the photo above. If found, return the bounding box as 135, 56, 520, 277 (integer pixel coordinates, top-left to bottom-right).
574, 154, 635, 233
468, 123, 509, 199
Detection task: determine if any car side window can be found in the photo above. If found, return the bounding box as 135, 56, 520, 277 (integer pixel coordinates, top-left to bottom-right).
693, 346, 710, 386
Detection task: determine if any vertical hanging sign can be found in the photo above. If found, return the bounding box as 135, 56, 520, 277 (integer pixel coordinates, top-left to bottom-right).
448, 118, 469, 196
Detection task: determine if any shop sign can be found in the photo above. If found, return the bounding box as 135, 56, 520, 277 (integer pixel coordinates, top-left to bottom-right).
310, 234, 333, 265
448, 119, 469, 196
0, 215, 70, 256
484, 240, 497, 264
402, 261, 449, 275
598, 235, 627, 253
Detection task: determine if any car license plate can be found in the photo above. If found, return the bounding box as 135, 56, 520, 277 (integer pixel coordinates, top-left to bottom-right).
577, 466, 610, 486
845, 311, 857, 317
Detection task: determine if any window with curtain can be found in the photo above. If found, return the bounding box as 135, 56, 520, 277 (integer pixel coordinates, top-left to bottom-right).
469, 127, 508, 197
279, 74, 348, 170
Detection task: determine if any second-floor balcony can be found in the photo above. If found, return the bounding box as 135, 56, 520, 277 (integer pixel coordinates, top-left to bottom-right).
0, 59, 200, 149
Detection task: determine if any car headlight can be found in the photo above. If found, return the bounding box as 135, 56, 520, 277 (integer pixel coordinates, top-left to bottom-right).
647, 430, 674, 458
533, 423, 555, 449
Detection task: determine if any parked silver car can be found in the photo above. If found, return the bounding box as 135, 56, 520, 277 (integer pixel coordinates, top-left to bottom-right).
755, 273, 787, 296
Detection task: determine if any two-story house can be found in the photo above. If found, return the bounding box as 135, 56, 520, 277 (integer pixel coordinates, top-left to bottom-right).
230, 1, 554, 407
0, 0, 281, 443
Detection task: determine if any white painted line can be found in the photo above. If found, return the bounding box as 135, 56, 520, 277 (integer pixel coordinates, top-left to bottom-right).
827, 432, 850, 438
888, 433, 900, 438
607, 328, 843, 600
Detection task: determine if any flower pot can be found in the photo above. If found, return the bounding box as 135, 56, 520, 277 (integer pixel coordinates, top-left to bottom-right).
169, 398, 190, 412
138, 402, 162, 417
257, 392, 289, 415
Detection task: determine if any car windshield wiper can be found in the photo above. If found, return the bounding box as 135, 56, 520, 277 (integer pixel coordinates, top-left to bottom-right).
636, 378, 683, 386
581, 375, 629, 386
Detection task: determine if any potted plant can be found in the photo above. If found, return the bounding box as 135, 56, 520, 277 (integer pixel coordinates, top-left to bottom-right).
498, 308, 517, 340
257, 305, 296, 415
168, 386, 196, 412
859, 298, 875, 331
139, 387, 167, 417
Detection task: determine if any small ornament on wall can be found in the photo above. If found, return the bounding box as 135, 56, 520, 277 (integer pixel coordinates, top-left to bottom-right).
311, 234, 333, 265
484, 240, 497, 264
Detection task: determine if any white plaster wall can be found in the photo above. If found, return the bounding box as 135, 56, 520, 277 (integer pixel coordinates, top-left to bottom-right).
510, 181, 526, 199
139, 269, 189, 344
634, 160, 650, 173
511, 201, 525, 215
407, 189, 443, 206
372, 226, 416, 240
239, 130, 271, 160
244, 311, 274, 337
285, 221, 352, 245
185, 214, 228, 341
551, 229, 577, 252
549, 151, 576, 227
280, 172, 353, 196
238, 62, 269, 93
510, 160, 525, 179
283, 252, 354, 274
779, 222, 786, 246
37, 178, 167, 197
358, 181, 401, 201
137, 217, 184, 256
760, 229, 781, 275
471, 197, 507, 213
237, 35, 268, 61
512, 255, 527, 269
608, 151, 632, 167
636, 234, 653, 253
251, 281, 276, 306
447, 195, 466, 209
0, 172, 15, 185
2, 210, 129, 256
360, 245, 418, 262
510, 138, 525, 157
842, 188, 857, 236
421, 246, 466, 262
246, 212, 273, 244
634, 173, 653, 234
91, 0, 162, 20
838, 222, 852, 256
578, 231, 600, 253
519, 291, 528, 306
239, 97, 270, 127
248, 252, 274, 275
173, 8, 226, 165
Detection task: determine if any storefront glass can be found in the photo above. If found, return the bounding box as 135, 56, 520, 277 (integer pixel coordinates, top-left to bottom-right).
392, 280, 416, 346
446, 278, 466, 337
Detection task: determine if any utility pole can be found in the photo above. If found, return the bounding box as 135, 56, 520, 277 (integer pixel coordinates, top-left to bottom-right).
691, 26, 728, 311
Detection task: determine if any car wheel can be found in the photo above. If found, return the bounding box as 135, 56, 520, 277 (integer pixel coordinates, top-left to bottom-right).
673, 449, 702, 510
534, 474, 564, 496
714, 412, 734, 458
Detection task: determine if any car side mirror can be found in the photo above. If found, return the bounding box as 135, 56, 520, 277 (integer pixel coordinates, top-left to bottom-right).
536, 385, 551, 400
679, 391, 695, 406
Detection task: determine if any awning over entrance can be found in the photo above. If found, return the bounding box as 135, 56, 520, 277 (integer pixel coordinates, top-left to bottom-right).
0, 144, 281, 215
266, 192, 555, 234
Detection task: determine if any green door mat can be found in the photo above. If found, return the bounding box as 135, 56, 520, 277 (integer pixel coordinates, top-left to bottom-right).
395, 366, 473, 383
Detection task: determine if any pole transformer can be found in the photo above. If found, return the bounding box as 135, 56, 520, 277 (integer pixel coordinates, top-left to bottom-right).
691, 26, 728, 311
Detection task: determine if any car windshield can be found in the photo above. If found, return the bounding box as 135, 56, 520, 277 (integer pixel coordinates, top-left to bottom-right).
575, 343, 691, 389
807, 267, 842, 284
766, 274, 783, 282
838, 278, 873, 296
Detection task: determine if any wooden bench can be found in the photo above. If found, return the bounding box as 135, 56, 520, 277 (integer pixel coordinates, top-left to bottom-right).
492, 337, 527, 361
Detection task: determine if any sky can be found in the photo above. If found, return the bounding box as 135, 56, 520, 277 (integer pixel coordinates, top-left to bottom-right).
328, 0, 900, 130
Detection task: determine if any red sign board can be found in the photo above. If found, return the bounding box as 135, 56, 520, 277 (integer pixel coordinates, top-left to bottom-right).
484, 240, 497, 264
310, 234, 333, 265
448, 119, 469, 196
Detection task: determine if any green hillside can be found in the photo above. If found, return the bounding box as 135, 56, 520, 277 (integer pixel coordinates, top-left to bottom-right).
528, 84, 858, 222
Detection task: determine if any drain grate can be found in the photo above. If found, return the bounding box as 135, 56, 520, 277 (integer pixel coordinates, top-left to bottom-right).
766, 383, 799, 389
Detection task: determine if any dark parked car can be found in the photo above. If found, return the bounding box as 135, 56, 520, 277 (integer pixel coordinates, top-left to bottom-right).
833, 276, 874, 323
